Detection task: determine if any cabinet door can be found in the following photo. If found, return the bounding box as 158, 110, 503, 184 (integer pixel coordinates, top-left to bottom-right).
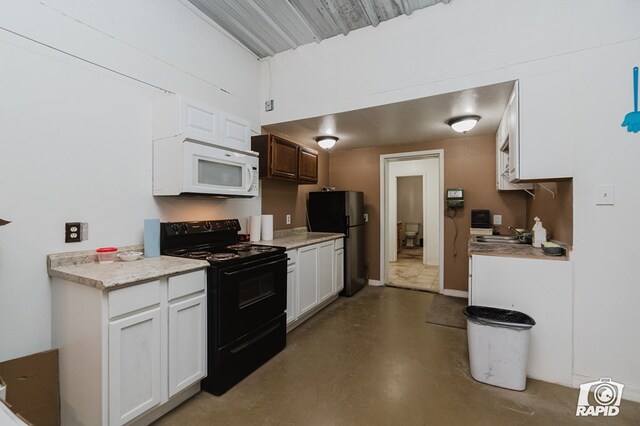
507, 84, 520, 182
220, 112, 251, 151
317, 241, 334, 303
297, 148, 318, 183
109, 308, 162, 425
270, 136, 298, 179
168, 294, 207, 397
335, 248, 344, 293
178, 96, 220, 144
297, 245, 318, 316
286, 264, 297, 325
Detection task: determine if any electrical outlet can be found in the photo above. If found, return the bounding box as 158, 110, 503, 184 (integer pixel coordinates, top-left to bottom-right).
364, 213, 369, 223
285, 214, 291, 225
493, 214, 502, 225
65, 222, 82, 243
265, 99, 274, 112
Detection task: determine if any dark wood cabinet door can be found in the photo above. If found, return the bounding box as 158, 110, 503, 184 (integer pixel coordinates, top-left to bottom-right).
270, 136, 298, 179
298, 148, 318, 183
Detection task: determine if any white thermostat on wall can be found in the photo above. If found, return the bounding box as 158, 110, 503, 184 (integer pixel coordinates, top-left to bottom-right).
446, 188, 464, 208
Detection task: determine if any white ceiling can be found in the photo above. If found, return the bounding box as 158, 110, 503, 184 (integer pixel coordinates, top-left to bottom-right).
263, 81, 516, 151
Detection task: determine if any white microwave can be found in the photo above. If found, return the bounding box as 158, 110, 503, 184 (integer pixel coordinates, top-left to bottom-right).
153, 137, 259, 197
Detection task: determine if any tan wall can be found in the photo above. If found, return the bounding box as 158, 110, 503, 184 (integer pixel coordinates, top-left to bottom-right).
329, 135, 528, 291
526, 180, 573, 245
260, 131, 330, 230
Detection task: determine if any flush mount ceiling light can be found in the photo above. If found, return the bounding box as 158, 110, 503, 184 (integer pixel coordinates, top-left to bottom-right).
315, 135, 338, 149
447, 115, 481, 133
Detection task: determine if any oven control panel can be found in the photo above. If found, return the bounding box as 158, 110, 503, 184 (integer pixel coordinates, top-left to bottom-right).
162, 219, 241, 236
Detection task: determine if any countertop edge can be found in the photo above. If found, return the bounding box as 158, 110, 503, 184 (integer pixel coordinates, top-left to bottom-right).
468, 236, 571, 261
48, 256, 209, 291
258, 232, 345, 250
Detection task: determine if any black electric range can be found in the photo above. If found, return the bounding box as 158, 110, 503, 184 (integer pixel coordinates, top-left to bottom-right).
160, 219, 287, 395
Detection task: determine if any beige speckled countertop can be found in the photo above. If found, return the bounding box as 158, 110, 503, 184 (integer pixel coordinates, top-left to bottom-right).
47, 245, 209, 291
468, 236, 571, 261
257, 228, 344, 250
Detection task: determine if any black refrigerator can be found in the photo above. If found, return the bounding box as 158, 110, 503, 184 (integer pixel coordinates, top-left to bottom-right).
307, 191, 366, 296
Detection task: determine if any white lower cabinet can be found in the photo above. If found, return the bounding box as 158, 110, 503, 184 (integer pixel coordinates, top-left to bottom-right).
168, 294, 207, 397
335, 247, 344, 293
109, 307, 162, 425
297, 244, 319, 316
52, 269, 207, 426
317, 241, 334, 303
469, 255, 572, 385
285, 250, 297, 325
287, 238, 342, 331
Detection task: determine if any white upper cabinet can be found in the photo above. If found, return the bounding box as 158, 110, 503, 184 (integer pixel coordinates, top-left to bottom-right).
220, 112, 251, 151
153, 95, 251, 152
496, 84, 532, 191
504, 76, 573, 182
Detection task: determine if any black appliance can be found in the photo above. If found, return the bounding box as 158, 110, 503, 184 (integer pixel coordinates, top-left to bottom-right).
307, 191, 366, 296
160, 219, 287, 395
471, 209, 492, 229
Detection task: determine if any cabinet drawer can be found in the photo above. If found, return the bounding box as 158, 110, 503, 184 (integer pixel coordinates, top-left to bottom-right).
334, 238, 344, 250
168, 270, 206, 301
286, 250, 297, 265
108, 280, 160, 319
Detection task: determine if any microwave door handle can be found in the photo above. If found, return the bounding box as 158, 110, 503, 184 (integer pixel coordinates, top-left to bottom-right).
244, 164, 253, 191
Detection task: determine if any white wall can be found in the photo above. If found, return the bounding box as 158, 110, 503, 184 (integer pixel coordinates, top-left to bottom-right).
260, 0, 640, 399
387, 159, 439, 266
0, 0, 261, 361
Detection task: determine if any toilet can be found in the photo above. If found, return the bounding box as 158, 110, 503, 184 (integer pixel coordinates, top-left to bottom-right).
404, 223, 420, 247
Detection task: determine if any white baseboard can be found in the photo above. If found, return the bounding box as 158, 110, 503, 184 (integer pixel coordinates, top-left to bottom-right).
442, 289, 468, 298
573, 374, 640, 403
368, 279, 383, 287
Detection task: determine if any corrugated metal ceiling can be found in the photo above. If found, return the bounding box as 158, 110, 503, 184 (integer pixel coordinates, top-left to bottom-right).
188, 0, 451, 58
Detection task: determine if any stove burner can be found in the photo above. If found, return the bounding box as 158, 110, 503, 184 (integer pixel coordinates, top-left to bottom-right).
185, 251, 213, 259
251, 246, 277, 253
226, 243, 252, 251
208, 253, 240, 261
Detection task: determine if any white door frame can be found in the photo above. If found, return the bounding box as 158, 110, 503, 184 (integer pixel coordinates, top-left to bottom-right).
380, 149, 444, 294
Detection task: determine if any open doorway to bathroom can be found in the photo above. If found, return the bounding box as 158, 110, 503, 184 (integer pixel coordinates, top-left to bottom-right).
380, 150, 443, 294
387, 176, 439, 292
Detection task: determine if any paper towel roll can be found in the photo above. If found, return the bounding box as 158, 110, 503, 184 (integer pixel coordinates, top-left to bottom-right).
249, 215, 262, 242
261, 215, 273, 241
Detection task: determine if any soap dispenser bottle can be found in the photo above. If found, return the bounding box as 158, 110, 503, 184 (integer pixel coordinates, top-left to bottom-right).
532, 216, 547, 248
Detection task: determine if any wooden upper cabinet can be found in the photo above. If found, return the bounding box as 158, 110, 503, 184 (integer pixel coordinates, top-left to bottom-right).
298, 148, 318, 182
252, 134, 318, 184
270, 136, 298, 179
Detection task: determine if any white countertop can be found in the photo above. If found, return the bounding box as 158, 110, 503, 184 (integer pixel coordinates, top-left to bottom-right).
47, 245, 208, 291
257, 231, 344, 250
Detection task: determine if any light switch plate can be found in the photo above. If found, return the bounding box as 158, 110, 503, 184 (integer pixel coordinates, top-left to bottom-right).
595, 184, 615, 205
493, 214, 502, 225
364, 213, 369, 223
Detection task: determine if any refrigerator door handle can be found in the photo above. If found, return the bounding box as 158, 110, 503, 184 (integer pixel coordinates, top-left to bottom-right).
345, 216, 350, 237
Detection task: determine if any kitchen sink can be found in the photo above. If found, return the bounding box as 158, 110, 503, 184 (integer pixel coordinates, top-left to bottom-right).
475, 235, 526, 244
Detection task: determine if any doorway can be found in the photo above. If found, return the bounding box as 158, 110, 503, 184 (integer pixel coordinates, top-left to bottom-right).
380, 150, 443, 293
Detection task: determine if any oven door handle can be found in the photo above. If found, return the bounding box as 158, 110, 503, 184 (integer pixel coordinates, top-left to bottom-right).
229, 322, 281, 354
222, 258, 285, 276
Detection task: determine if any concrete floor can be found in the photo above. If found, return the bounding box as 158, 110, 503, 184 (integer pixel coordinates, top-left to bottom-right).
155, 286, 640, 425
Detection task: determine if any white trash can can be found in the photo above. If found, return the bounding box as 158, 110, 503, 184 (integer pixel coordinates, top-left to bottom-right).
464, 305, 536, 391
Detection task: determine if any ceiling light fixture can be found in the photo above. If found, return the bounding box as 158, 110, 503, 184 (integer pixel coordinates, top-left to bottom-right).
315, 135, 338, 149
447, 115, 481, 133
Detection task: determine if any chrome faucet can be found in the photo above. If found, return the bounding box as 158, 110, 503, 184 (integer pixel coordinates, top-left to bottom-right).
508, 226, 523, 236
